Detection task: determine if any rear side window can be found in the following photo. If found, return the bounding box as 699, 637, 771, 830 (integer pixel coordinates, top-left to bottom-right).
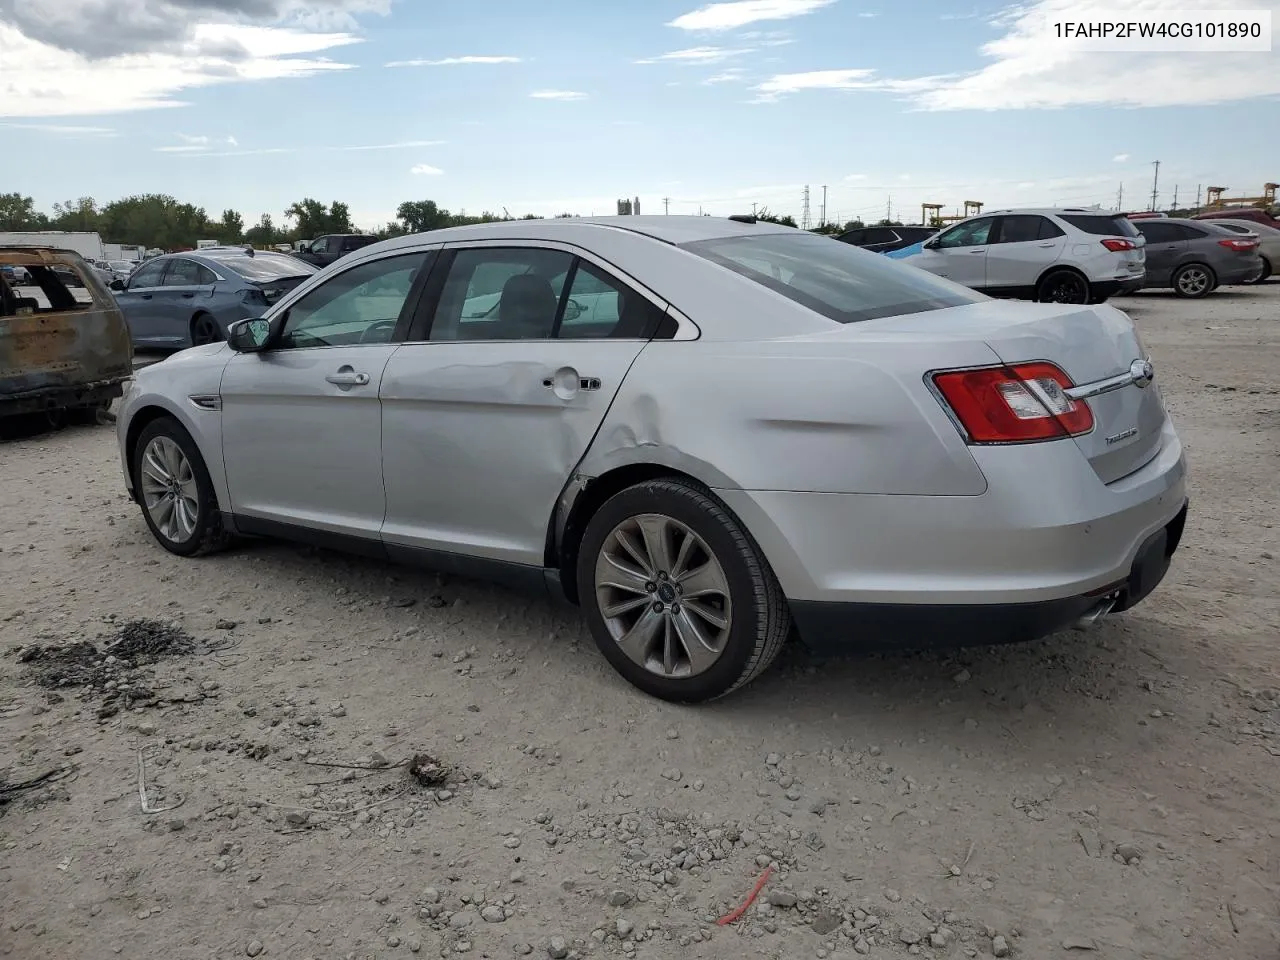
1060, 214, 1140, 238
1181, 224, 1212, 239
1136, 222, 1185, 243
1, 264, 92, 315
681, 232, 985, 324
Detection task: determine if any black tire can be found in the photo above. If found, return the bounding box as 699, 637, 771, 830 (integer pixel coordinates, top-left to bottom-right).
576, 478, 790, 703
190, 312, 223, 347
1036, 269, 1091, 304
1172, 263, 1215, 298
132, 417, 230, 557
1247, 255, 1272, 284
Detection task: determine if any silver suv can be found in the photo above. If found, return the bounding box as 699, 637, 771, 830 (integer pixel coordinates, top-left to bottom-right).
894, 208, 1146, 304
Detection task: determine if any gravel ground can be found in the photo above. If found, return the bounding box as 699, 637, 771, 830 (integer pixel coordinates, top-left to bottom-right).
2, 285, 1278, 960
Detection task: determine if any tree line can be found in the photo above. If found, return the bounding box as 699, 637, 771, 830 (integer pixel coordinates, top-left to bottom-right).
0, 191, 870, 251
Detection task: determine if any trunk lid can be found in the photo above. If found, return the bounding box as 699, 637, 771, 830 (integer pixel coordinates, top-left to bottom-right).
858, 299, 1168, 483
251, 275, 309, 305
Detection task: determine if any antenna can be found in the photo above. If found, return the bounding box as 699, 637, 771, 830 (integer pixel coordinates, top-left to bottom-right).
801, 185, 812, 230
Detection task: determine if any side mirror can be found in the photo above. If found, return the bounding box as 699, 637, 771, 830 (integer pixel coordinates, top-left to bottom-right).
109, 279, 125, 291
228, 317, 273, 353
562, 299, 583, 322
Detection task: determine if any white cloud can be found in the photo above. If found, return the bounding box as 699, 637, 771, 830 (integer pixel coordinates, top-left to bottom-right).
0, 22, 361, 117
844, 173, 868, 181
160, 138, 444, 158
0, 121, 115, 135
857, 11, 878, 16
410, 164, 443, 175
667, 0, 835, 31
385, 55, 521, 67
530, 89, 587, 101
635, 46, 752, 65
1114, 153, 1130, 162
906, 0, 1280, 110
703, 69, 747, 83
341, 139, 445, 151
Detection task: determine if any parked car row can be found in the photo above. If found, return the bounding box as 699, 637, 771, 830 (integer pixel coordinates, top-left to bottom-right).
837, 207, 1269, 301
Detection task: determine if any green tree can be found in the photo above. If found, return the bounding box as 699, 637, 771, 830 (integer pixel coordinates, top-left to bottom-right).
217, 209, 244, 243
754, 207, 797, 228
842, 219, 865, 232
396, 199, 453, 234
327, 201, 354, 234
244, 213, 280, 247
49, 196, 99, 231
96, 194, 211, 250
284, 199, 354, 239
0, 193, 47, 230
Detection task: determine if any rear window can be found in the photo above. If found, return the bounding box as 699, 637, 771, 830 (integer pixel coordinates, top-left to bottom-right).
1, 264, 94, 316
681, 232, 985, 324
1059, 214, 1140, 238
211, 253, 316, 281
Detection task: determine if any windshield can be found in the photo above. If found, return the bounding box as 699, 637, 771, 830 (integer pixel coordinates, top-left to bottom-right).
211, 253, 316, 281
1060, 214, 1140, 238
680, 232, 985, 324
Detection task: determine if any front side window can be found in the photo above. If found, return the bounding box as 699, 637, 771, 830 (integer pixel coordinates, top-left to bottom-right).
310, 237, 331, 254
935, 218, 994, 248
682, 231, 985, 325
128, 261, 167, 289
278, 252, 426, 348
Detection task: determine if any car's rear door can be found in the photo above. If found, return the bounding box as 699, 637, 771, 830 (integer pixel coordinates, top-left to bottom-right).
378, 241, 676, 569
984, 214, 1067, 293
1134, 221, 1186, 284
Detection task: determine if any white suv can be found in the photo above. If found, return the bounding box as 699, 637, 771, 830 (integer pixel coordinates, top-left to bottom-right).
891, 208, 1146, 304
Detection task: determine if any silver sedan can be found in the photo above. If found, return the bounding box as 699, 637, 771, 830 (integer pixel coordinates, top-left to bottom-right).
116, 216, 1188, 702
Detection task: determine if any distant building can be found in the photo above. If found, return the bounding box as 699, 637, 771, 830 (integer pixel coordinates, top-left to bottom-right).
616, 197, 642, 216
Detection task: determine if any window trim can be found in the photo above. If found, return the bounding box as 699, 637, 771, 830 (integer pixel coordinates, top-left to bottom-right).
268, 248, 438, 353
404, 238, 699, 343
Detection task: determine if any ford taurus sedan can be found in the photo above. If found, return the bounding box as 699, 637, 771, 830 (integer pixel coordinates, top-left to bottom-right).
116, 216, 1188, 703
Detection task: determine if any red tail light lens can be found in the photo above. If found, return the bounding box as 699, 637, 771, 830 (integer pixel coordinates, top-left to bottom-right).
1218, 238, 1258, 252
932, 362, 1094, 444
1101, 238, 1138, 252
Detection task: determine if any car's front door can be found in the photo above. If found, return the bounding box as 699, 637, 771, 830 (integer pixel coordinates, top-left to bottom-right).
984, 214, 1068, 293
219, 249, 434, 544
378, 242, 675, 569
1134, 221, 1187, 285
910, 217, 994, 288
113, 259, 169, 345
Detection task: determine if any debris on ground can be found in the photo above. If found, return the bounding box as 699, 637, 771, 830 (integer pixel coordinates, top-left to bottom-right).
0, 765, 78, 813
14, 618, 228, 717
408, 752, 451, 787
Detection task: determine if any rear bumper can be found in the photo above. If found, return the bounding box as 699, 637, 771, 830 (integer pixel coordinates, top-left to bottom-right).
716, 418, 1187, 652
1094, 276, 1145, 298
0, 378, 126, 418
788, 501, 1186, 654
1216, 258, 1264, 285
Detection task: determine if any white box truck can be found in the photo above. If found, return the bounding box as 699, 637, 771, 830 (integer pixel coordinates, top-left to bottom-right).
0, 230, 107, 261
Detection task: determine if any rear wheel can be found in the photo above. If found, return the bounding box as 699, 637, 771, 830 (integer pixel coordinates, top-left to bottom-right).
1172, 263, 1215, 298
577, 478, 789, 703
190, 313, 223, 347
1246, 255, 1272, 284
1036, 269, 1091, 304
133, 418, 230, 557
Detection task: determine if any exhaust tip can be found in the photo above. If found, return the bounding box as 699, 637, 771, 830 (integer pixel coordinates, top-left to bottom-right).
1072, 594, 1118, 631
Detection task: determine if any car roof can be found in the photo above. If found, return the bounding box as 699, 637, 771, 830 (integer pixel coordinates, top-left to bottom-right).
976, 208, 1127, 217
367, 215, 799, 254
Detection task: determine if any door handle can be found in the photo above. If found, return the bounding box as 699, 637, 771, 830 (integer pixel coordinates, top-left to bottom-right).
969, 249, 985, 254
181, 292, 194, 299
1037, 242, 1056, 247
326, 371, 370, 386
141, 294, 153, 300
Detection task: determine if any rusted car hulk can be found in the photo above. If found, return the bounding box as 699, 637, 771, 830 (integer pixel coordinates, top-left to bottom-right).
0, 247, 132, 419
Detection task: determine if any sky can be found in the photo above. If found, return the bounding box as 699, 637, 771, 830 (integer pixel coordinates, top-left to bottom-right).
1, 0, 1278, 231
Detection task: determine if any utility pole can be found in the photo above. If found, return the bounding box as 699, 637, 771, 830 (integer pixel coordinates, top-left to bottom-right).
752, 202, 758, 217
1172, 184, 1178, 211
821, 185, 828, 227
1195, 184, 1202, 211
663, 197, 670, 215
1149, 160, 1160, 212
801, 185, 812, 230
1117, 183, 1123, 211
886, 195, 892, 222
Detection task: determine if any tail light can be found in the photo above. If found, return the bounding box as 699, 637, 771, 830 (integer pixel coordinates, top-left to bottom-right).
241, 287, 269, 306
1101, 238, 1138, 252
932, 362, 1094, 444
1218, 238, 1258, 252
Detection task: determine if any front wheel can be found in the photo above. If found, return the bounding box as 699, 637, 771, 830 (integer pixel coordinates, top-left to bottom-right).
1036, 270, 1091, 304
1172, 263, 1215, 298
132, 418, 230, 556
577, 479, 790, 703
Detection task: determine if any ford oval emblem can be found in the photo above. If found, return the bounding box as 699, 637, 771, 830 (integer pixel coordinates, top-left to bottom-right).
1130, 358, 1154, 388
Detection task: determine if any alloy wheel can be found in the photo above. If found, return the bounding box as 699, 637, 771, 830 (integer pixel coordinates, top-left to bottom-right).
1176, 267, 1210, 297
1042, 273, 1088, 304
139, 435, 200, 544
594, 513, 733, 679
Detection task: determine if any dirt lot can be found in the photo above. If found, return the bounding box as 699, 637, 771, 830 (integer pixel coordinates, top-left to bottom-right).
2, 286, 1277, 960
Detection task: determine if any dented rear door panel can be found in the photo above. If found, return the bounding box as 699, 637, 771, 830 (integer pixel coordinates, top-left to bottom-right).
378, 340, 646, 565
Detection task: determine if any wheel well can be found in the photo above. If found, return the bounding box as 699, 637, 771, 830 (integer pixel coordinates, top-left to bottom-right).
549, 463, 702, 605
1035, 264, 1089, 293
123, 405, 178, 489
190, 310, 213, 333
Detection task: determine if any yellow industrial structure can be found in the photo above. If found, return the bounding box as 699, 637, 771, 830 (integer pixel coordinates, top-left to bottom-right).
1204, 182, 1277, 210
921, 200, 983, 226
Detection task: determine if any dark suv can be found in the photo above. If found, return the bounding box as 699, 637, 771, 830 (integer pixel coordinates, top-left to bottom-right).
293, 234, 378, 268
837, 225, 938, 254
